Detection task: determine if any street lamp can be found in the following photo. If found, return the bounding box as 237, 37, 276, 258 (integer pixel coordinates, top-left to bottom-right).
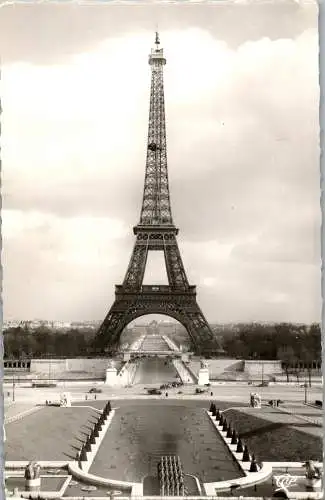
261, 362, 264, 385
12, 375, 15, 402
304, 369, 308, 404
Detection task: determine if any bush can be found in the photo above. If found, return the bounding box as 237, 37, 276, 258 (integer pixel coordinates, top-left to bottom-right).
315, 400, 322, 407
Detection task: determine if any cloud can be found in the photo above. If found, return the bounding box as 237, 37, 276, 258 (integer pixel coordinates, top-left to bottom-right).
2, 209, 132, 320
1, 4, 321, 323
0, 1, 317, 64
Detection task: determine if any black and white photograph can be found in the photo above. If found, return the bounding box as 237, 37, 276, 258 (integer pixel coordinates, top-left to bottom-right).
1, 1, 323, 499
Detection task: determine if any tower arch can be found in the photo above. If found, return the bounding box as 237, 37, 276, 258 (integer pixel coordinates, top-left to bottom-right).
93, 34, 222, 356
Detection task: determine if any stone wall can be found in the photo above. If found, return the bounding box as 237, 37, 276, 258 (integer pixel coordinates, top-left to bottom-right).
30, 358, 67, 375
25, 357, 283, 379
65, 358, 108, 375
191, 359, 244, 378
30, 358, 109, 377
244, 360, 283, 376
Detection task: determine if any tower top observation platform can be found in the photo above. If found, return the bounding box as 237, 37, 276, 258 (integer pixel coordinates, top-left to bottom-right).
149, 32, 166, 65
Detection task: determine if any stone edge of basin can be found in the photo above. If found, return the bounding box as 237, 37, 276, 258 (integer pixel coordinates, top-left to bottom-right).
203, 410, 273, 495
68, 407, 141, 496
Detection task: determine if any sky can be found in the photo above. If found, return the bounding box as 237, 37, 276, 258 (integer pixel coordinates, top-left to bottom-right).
0, 0, 321, 324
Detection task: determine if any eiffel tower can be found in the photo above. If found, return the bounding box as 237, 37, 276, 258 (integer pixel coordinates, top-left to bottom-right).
93, 33, 221, 355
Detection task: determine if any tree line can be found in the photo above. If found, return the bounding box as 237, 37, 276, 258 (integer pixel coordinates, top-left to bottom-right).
3, 326, 92, 359
218, 322, 321, 364
3, 322, 321, 366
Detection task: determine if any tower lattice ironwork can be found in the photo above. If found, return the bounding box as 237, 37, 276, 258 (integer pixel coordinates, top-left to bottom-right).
93, 33, 221, 355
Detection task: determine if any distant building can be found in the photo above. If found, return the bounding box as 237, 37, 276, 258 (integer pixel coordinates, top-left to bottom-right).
131, 325, 147, 335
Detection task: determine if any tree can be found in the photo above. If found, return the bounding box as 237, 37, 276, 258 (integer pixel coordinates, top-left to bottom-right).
277, 345, 298, 382
222, 335, 249, 358
299, 324, 321, 387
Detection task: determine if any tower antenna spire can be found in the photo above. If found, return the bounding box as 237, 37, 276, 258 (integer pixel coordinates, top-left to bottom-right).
155, 31, 160, 47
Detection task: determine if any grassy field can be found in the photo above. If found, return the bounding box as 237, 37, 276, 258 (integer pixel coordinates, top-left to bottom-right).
5, 406, 100, 461
222, 408, 322, 462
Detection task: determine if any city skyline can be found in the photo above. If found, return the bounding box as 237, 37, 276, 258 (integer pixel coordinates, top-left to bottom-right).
1, 1, 321, 324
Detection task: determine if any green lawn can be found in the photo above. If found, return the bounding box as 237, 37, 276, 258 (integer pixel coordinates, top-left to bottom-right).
222, 408, 322, 462
5, 406, 100, 461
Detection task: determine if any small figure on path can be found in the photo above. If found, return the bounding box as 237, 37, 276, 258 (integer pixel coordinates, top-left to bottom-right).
24, 461, 41, 480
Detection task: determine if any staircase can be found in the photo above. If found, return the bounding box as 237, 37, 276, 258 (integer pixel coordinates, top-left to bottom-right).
139, 335, 172, 352
172, 359, 196, 384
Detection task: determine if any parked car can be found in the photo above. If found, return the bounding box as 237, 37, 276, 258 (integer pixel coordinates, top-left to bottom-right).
147, 388, 162, 395
32, 382, 57, 388
195, 388, 205, 394
160, 383, 172, 390
89, 387, 102, 393
268, 399, 283, 407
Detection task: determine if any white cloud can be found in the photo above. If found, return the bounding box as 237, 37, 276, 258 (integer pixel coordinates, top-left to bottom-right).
1, 18, 320, 323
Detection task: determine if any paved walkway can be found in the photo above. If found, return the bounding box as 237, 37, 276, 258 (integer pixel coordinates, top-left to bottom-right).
237, 405, 322, 438
283, 402, 323, 420
4, 403, 36, 419
280, 403, 323, 435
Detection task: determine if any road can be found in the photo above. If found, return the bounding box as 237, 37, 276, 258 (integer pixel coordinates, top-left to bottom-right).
3, 380, 323, 406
